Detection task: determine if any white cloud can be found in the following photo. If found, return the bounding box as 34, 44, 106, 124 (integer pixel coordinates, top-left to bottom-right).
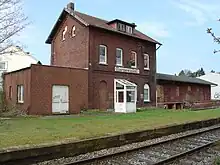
137, 22, 170, 39
171, 0, 220, 26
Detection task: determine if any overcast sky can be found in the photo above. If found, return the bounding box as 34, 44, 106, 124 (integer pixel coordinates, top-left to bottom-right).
17, 0, 220, 74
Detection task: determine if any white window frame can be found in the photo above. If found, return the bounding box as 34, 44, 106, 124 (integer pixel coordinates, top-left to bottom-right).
99, 45, 107, 65
126, 25, 133, 34
144, 84, 150, 102
116, 48, 123, 66
62, 26, 68, 41
71, 25, 76, 37
17, 85, 24, 103
144, 54, 150, 70
131, 51, 137, 68
0, 61, 7, 71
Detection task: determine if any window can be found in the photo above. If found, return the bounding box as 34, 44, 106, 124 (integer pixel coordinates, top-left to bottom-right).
126, 25, 133, 34
176, 86, 180, 97
116, 48, 123, 66
127, 91, 135, 103
71, 26, 76, 37
188, 86, 191, 91
144, 54, 149, 70
17, 85, 24, 103
118, 91, 124, 103
62, 26, 68, 41
9, 86, 12, 100
118, 23, 126, 32
144, 84, 150, 102
99, 45, 107, 64
0, 62, 7, 70
130, 51, 137, 68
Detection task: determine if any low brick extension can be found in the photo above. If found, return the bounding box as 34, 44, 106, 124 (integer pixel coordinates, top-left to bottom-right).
3, 64, 88, 115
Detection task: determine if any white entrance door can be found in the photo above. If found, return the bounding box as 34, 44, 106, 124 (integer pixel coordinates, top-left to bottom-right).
52, 85, 69, 114
115, 90, 125, 113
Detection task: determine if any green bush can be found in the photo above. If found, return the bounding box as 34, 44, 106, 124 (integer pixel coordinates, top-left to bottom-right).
214, 157, 220, 165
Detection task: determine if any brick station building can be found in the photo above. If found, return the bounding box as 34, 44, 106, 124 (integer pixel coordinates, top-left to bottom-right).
3, 2, 162, 115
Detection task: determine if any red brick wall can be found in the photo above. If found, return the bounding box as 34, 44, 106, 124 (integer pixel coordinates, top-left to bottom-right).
88, 27, 157, 109
157, 80, 211, 103
4, 68, 31, 114
51, 14, 89, 69
4, 65, 88, 115
30, 65, 88, 115
90, 72, 156, 109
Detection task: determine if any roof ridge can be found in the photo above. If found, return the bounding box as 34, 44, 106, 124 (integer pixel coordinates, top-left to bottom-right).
74, 10, 109, 23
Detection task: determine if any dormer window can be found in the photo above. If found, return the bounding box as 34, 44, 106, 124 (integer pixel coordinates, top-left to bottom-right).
118, 23, 126, 32
126, 26, 133, 34
107, 19, 136, 34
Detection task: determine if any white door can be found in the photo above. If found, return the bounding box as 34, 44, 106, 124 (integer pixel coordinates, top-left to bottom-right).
52, 85, 69, 114
115, 90, 125, 113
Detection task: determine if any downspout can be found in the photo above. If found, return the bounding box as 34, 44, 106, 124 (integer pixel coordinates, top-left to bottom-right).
155, 43, 162, 108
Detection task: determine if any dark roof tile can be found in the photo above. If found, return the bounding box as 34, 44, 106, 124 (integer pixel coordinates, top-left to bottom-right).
46, 8, 161, 45
156, 73, 217, 86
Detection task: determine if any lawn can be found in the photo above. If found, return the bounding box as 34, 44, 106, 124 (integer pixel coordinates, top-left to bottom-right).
1, 109, 220, 149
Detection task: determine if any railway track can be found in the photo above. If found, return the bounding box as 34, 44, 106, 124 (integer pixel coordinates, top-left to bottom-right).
4, 124, 220, 165
62, 125, 220, 165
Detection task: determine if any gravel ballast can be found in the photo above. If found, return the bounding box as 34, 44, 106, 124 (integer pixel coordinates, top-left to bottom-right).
34, 124, 220, 165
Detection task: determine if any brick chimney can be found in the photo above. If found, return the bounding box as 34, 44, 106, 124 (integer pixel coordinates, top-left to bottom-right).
67, 2, 74, 11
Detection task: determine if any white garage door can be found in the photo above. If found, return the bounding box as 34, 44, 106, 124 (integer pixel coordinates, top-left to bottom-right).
52, 85, 69, 114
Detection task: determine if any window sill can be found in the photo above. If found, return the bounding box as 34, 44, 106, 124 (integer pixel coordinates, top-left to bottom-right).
131, 66, 137, 69
99, 63, 108, 66
17, 101, 24, 104
144, 100, 150, 103
144, 68, 150, 70
116, 64, 123, 67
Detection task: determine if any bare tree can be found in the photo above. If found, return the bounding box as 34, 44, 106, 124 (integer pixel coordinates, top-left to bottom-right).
207, 19, 220, 54
0, 0, 29, 54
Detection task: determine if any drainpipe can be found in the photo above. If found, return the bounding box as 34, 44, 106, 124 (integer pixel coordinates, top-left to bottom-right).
155, 43, 162, 108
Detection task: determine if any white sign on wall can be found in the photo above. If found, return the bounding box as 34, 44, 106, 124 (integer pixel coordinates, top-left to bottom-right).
115, 67, 140, 74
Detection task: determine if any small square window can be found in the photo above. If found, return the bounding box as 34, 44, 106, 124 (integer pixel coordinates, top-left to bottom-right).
17, 85, 24, 103
126, 25, 133, 34
0, 62, 7, 70
99, 45, 107, 64
118, 23, 126, 32
116, 48, 123, 66
127, 91, 135, 103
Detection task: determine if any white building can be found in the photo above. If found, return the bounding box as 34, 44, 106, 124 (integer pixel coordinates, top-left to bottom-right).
0, 46, 41, 88
199, 73, 220, 100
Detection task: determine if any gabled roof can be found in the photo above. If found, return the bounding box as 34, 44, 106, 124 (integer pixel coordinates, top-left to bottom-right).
156, 73, 217, 86
46, 7, 161, 45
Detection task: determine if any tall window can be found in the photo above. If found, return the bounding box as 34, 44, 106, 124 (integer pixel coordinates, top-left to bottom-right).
9, 86, 12, 100
62, 26, 68, 41
144, 84, 150, 102
116, 48, 123, 66
144, 54, 149, 70
176, 86, 180, 97
99, 45, 107, 64
130, 51, 137, 68
17, 85, 24, 103
71, 26, 76, 37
